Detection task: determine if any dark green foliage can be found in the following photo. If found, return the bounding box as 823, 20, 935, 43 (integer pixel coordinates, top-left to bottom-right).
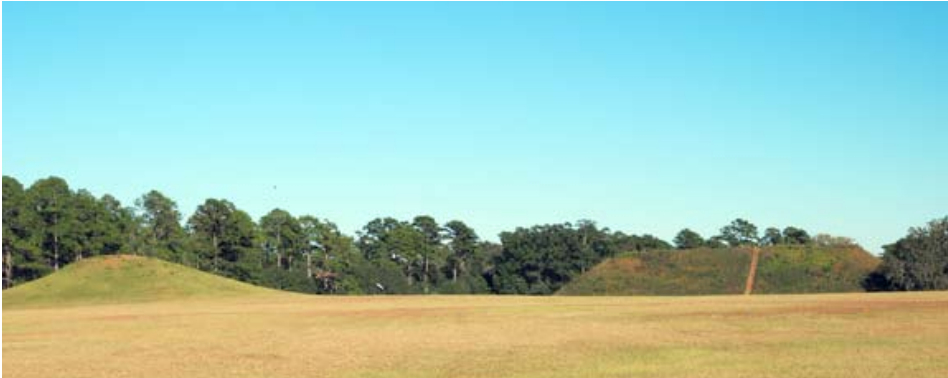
706, 236, 729, 249
352, 216, 487, 294
73, 190, 131, 260
3, 176, 48, 287
870, 217, 948, 291
299, 216, 357, 294
258, 265, 319, 293
99, 195, 138, 254
491, 221, 617, 295
357, 217, 402, 261
411, 215, 447, 293
444, 220, 478, 284
719, 218, 759, 246
412, 215, 442, 246
27, 177, 76, 270
782, 227, 812, 245
135, 190, 186, 262
187, 199, 259, 280
611, 232, 672, 253
760, 225, 812, 247
3, 176, 138, 287
5, 174, 933, 297
673, 229, 705, 250
762, 227, 784, 246
260, 209, 304, 270
437, 272, 491, 294
348, 258, 415, 295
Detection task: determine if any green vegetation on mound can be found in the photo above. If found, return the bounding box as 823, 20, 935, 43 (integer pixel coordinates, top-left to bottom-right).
755, 245, 880, 294
558, 245, 880, 296
2, 255, 274, 308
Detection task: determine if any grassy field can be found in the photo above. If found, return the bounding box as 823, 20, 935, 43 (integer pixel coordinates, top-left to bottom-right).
4, 257, 948, 377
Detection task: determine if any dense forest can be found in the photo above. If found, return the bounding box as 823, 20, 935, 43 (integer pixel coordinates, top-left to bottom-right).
3, 175, 945, 294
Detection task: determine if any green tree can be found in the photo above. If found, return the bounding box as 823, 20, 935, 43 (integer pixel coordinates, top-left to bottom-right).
782, 227, 812, 245
412, 215, 442, 246
492, 222, 615, 295
299, 216, 356, 293
3, 176, 46, 287
187, 199, 258, 279
576, 220, 612, 271
2, 176, 23, 288
260, 209, 303, 270
674, 229, 705, 249
136, 190, 185, 261
412, 215, 447, 293
719, 218, 759, 247
5, 176, 137, 287
100, 194, 137, 254
27, 177, 76, 270
611, 232, 672, 253
69, 190, 131, 261
356, 217, 430, 293
872, 217, 948, 291
762, 227, 783, 246
392, 221, 432, 291
357, 217, 401, 261
444, 220, 478, 283
73, 189, 110, 261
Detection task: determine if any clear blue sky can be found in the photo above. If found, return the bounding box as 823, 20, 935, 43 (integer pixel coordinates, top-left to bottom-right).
4, 2, 947, 253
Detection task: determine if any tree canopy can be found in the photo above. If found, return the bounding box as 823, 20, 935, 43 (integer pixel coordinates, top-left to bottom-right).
674, 229, 705, 250
3, 174, 938, 295
719, 218, 759, 247
869, 217, 948, 291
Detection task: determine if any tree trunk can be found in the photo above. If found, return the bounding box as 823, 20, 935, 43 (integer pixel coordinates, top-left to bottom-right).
276, 232, 283, 270
211, 234, 219, 272
323, 249, 329, 269
53, 233, 60, 271
423, 254, 430, 294
3, 246, 13, 289
306, 253, 313, 279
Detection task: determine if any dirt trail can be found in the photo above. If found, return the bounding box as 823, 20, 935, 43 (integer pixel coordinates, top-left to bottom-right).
744, 247, 760, 295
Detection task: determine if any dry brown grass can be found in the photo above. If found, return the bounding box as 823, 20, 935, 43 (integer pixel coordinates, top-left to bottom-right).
4, 292, 948, 377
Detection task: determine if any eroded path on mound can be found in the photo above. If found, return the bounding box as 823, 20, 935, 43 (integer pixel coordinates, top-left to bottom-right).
744, 247, 761, 295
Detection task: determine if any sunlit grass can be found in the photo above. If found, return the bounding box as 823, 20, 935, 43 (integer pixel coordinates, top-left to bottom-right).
4, 292, 947, 378
2, 255, 274, 308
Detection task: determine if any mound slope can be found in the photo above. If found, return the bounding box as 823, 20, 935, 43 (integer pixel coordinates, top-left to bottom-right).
558, 245, 880, 296
2, 255, 274, 308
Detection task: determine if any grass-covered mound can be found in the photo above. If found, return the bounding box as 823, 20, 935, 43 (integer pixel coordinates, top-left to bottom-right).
2, 254, 274, 308
754, 245, 881, 294
557, 245, 880, 296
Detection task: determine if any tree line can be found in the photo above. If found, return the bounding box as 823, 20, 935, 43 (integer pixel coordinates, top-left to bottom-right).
3, 175, 945, 294
671, 219, 854, 249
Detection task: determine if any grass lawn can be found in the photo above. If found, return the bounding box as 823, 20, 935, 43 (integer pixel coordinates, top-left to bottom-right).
4, 291, 948, 378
